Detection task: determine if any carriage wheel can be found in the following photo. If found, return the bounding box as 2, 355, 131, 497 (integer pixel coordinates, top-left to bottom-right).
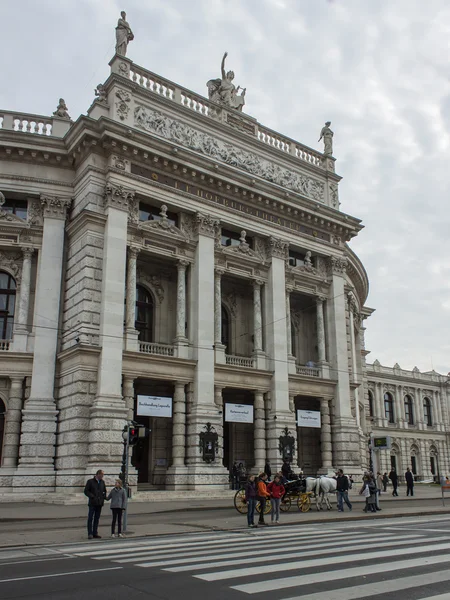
256, 499, 272, 515
234, 489, 248, 514
280, 496, 292, 512
298, 493, 311, 512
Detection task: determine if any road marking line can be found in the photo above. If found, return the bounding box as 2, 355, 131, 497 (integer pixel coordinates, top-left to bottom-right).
197, 539, 450, 581
232, 555, 450, 594
0, 556, 73, 567
163, 535, 430, 572
282, 569, 450, 600
0, 566, 122, 584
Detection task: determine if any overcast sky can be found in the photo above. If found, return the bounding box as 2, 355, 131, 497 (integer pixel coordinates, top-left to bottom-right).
2, 0, 449, 374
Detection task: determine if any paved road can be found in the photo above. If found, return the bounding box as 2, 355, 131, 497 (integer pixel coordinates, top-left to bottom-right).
2, 514, 450, 599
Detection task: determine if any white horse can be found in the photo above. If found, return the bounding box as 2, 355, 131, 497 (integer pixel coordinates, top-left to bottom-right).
305, 476, 337, 510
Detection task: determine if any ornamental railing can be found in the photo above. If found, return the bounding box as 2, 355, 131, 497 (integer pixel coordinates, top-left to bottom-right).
0, 340, 11, 351
296, 364, 320, 377
139, 342, 174, 357
225, 354, 255, 368
0, 111, 71, 138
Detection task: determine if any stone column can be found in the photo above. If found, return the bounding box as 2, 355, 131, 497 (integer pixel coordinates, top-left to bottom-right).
286, 288, 292, 357
172, 383, 186, 467
320, 398, 333, 472
214, 386, 224, 466
13, 248, 34, 352
414, 389, 424, 431
174, 260, 189, 359
394, 385, 404, 429
326, 257, 359, 471
253, 280, 266, 369
86, 183, 132, 478
15, 196, 71, 489
125, 247, 139, 351
316, 296, 327, 363
214, 268, 226, 364
375, 383, 386, 427
1, 378, 24, 468
122, 376, 135, 422
347, 298, 360, 428
254, 391, 265, 472
433, 390, 443, 431
264, 238, 295, 466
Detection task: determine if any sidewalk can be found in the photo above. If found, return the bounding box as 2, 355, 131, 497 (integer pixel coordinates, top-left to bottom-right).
0, 487, 448, 549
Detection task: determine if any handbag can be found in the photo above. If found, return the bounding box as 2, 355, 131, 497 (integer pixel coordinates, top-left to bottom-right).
362, 485, 370, 498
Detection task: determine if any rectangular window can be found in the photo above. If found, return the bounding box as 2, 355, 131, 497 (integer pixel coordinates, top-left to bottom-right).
139, 202, 178, 226
2, 199, 28, 220
288, 250, 305, 268
390, 455, 397, 471
221, 229, 253, 249
411, 456, 417, 475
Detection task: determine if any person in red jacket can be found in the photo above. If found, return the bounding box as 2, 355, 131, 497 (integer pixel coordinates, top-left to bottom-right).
257, 473, 271, 526
268, 475, 285, 524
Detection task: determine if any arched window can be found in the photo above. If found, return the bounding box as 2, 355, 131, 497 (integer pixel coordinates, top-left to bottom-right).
404, 395, 414, 425
221, 305, 230, 353
368, 390, 374, 418
423, 397, 432, 427
384, 392, 395, 424
0, 272, 16, 340
135, 285, 154, 342
0, 399, 5, 465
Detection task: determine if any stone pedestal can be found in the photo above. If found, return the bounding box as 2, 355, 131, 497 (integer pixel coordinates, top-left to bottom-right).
331, 416, 361, 473
1, 378, 24, 468
265, 412, 298, 474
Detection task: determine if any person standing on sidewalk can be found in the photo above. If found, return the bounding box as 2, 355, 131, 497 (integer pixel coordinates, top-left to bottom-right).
244, 475, 257, 528
265, 460, 272, 482
257, 473, 270, 526
405, 467, 415, 496
382, 472, 389, 492
336, 469, 352, 512
389, 468, 399, 496
268, 475, 285, 524
107, 479, 127, 538
84, 470, 107, 539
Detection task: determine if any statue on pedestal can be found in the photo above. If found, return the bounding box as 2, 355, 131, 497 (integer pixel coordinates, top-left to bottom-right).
115, 11, 134, 56
318, 121, 334, 156
53, 98, 71, 120
207, 52, 246, 112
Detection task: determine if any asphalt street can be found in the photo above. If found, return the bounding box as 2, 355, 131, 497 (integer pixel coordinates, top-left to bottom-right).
1, 514, 450, 599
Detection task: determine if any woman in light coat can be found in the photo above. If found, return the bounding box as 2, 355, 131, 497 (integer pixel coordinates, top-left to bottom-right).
107, 479, 127, 537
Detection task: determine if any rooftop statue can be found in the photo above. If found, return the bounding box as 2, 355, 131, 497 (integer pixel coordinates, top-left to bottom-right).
318, 121, 333, 156
53, 98, 71, 120
207, 52, 246, 112
94, 83, 108, 104
115, 11, 134, 56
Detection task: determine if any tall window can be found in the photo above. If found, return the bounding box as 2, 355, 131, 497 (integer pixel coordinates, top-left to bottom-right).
135, 285, 154, 342
221, 305, 230, 353
0, 272, 16, 339
404, 395, 414, 425
1, 198, 27, 220
423, 397, 432, 427
411, 456, 417, 475
384, 392, 395, 424
0, 399, 5, 465
368, 390, 374, 418
139, 202, 178, 226
221, 229, 253, 249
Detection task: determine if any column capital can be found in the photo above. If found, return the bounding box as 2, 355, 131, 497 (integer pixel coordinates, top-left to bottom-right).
195, 212, 220, 238
177, 259, 189, 269
215, 267, 225, 277
266, 236, 289, 259
128, 246, 140, 259
326, 255, 347, 276
286, 285, 294, 294
104, 182, 135, 212
316, 295, 326, 304
9, 376, 23, 387
253, 279, 264, 289
21, 247, 35, 260
40, 195, 71, 219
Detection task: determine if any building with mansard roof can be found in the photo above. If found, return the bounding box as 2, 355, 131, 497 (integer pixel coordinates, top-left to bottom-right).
0, 46, 448, 496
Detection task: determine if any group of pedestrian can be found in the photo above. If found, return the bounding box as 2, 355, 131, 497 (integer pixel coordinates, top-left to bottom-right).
386, 467, 414, 496
84, 470, 127, 540
244, 471, 286, 527
359, 471, 382, 513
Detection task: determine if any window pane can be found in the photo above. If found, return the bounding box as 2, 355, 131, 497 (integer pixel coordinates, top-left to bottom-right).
8, 295, 15, 316
5, 318, 13, 340
0, 274, 9, 289
0, 295, 7, 311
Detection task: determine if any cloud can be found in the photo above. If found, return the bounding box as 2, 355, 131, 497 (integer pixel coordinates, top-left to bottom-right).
2, 0, 449, 373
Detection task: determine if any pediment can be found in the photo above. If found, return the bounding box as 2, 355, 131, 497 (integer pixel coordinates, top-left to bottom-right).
138, 219, 189, 241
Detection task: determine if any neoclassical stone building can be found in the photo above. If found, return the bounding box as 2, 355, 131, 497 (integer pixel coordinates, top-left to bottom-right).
0, 49, 448, 494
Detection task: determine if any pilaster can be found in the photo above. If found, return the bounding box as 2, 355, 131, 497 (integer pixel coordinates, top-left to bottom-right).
12, 248, 34, 352
125, 246, 140, 351
1, 377, 24, 468
174, 260, 189, 359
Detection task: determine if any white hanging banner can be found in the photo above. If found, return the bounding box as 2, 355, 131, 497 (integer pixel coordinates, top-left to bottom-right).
137, 395, 173, 418
297, 409, 321, 428
225, 403, 254, 424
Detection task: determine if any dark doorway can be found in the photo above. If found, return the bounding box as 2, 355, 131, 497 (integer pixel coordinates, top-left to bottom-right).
223, 389, 254, 474
295, 396, 321, 476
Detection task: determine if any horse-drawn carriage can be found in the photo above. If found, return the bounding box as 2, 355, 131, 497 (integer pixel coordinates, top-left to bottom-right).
233, 475, 313, 514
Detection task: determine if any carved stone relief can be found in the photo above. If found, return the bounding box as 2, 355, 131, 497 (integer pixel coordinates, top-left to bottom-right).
116, 89, 131, 121
0, 251, 22, 284
137, 270, 165, 303
139, 205, 189, 241
104, 182, 135, 211
326, 256, 347, 276
195, 213, 220, 238
134, 105, 325, 202
266, 236, 288, 260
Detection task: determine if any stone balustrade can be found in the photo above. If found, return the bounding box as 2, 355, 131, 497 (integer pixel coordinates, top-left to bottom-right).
225, 354, 255, 368
296, 364, 320, 377
139, 341, 175, 357
0, 340, 11, 351
0, 111, 53, 136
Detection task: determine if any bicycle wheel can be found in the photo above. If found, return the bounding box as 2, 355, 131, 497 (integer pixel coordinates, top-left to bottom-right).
298, 493, 311, 512
256, 499, 272, 514
234, 489, 248, 514
280, 495, 291, 512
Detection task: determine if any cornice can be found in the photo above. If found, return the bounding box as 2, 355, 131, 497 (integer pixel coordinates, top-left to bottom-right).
0, 173, 73, 188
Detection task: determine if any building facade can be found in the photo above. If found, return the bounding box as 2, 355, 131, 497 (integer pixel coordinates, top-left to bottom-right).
0, 51, 448, 494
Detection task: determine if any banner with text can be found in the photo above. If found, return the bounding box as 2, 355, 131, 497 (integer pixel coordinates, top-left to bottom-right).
225, 403, 254, 424
137, 395, 173, 418
297, 409, 321, 428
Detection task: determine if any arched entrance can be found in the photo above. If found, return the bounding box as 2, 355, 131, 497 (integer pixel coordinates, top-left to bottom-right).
222, 389, 254, 475
410, 444, 420, 479
430, 445, 439, 482
390, 443, 401, 473
295, 396, 321, 476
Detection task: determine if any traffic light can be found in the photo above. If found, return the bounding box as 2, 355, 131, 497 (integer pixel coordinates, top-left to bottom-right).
128, 426, 139, 446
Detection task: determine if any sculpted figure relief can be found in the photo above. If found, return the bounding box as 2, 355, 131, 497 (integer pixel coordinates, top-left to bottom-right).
94, 83, 108, 104
115, 11, 134, 56
207, 52, 246, 112
53, 98, 71, 120
318, 121, 334, 156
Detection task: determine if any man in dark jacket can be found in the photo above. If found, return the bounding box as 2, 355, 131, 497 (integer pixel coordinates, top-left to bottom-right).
264, 460, 272, 481
389, 468, 399, 496
405, 467, 414, 496
84, 470, 107, 539
336, 469, 352, 512
281, 460, 291, 480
